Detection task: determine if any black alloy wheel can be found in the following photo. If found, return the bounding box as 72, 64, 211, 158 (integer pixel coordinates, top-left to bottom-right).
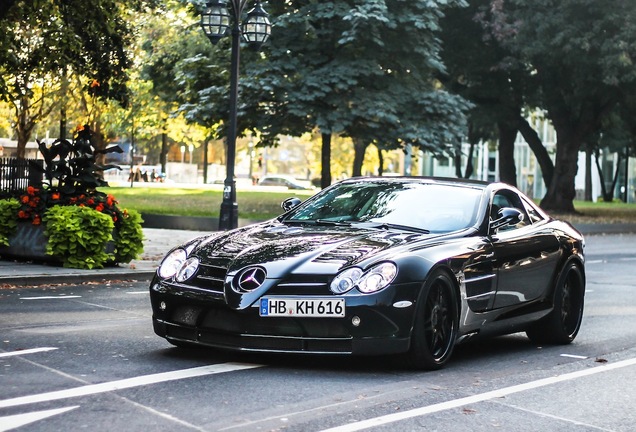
527, 262, 585, 344
406, 270, 459, 370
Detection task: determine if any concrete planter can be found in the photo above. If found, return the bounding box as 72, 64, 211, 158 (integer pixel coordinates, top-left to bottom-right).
0, 222, 115, 264
0, 222, 54, 262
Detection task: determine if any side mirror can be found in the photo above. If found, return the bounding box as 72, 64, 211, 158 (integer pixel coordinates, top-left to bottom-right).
281, 197, 302, 212
490, 207, 524, 231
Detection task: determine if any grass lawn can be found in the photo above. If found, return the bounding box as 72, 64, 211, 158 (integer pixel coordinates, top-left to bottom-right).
102, 186, 316, 220
102, 185, 636, 224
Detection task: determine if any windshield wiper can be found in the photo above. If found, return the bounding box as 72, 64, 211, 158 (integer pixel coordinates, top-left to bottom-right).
315, 219, 352, 227
281, 219, 351, 227
364, 222, 430, 234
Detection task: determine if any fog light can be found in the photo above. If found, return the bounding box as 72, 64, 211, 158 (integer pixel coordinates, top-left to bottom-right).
159, 301, 167, 311
351, 316, 361, 327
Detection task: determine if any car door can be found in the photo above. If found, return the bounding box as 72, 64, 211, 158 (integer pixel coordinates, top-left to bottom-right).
489, 190, 562, 309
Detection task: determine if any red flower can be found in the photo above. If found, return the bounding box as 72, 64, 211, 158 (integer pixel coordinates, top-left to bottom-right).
33, 216, 41, 225
52, 193, 60, 200
27, 186, 38, 196
18, 210, 28, 219
20, 195, 29, 204
96, 204, 104, 212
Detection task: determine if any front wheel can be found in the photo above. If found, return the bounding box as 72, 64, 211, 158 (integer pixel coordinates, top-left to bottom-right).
405, 270, 459, 370
526, 262, 585, 345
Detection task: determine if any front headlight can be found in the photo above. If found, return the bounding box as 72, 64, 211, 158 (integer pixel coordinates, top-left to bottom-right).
175, 257, 200, 282
330, 268, 363, 294
330, 262, 398, 294
357, 262, 398, 293
158, 248, 187, 279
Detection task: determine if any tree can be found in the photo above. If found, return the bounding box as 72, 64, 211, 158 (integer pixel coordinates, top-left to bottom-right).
440, 0, 554, 188
486, 0, 636, 212
247, 0, 471, 184
0, 0, 144, 158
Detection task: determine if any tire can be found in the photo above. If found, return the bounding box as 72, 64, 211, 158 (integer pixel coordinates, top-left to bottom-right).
405, 270, 459, 370
526, 262, 585, 345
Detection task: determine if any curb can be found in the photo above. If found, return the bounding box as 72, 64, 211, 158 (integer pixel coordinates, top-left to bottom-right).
0, 270, 157, 287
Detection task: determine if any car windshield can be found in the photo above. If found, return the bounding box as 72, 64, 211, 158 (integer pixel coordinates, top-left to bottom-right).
283, 181, 484, 233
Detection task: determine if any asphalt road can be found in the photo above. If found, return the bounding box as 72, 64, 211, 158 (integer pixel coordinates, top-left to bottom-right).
0, 234, 635, 431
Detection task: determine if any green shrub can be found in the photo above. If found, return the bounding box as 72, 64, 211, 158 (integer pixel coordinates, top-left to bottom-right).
0, 199, 20, 246
113, 209, 144, 263
43, 205, 115, 269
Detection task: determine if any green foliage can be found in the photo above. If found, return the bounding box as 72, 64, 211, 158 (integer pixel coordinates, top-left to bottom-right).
0, 199, 20, 246
43, 205, 115, 269
113, 209, 144, 264
33, 124, 122, 196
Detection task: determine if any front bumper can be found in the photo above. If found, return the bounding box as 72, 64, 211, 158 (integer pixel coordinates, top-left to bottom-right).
149, 277, 419, 356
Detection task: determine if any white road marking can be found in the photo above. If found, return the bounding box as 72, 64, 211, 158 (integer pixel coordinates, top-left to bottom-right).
0, 347, 58, 358
0, 406, 79, 432
0, 362, 263, 409
20, 296, 82, 300
321, 357, 636, 432
126, 291, 148, 295
560, 354, 588, 359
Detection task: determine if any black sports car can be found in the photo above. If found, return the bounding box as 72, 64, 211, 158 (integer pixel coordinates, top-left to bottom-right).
149, 177, 585, 369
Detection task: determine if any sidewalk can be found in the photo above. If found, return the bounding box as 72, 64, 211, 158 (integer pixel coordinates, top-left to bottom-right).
0, 228, 209, 286
0, 223, 635, 287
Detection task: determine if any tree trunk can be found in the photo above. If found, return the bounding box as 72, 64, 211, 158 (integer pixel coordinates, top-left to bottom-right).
377, 147, 384, 176
15, 96, 35, 159
60, 69, 68, 141
203, 139, 209, 184
517, 117, 554, 189
352, 137, 368, 177
540, 124, 580, 212
93, 120, 106, 180
465, 142, 475, 179
497, 121, 518, 187
584, 142, 593, 201
160, 130, 168, 174
320, 132, 332, 189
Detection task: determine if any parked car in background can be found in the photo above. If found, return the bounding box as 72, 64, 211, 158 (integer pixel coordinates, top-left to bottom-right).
258, 175, 314, 190
149, 176, 586, 369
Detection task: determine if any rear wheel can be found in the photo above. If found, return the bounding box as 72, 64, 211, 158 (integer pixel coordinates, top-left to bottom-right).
526, 262, 585, 345
405, 270, 459, 370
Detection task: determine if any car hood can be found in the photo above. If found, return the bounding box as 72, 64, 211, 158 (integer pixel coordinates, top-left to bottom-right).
192, 221, 436, 278
186, 221, 449, 310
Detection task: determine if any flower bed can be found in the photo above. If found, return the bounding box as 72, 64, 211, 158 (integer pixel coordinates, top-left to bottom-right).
0, 125, 144, 269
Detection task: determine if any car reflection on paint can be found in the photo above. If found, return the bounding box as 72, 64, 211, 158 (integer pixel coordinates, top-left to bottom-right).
149, 176, 585, 369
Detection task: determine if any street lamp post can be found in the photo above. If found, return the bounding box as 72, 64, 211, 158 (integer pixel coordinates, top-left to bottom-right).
201, 0, 271, 230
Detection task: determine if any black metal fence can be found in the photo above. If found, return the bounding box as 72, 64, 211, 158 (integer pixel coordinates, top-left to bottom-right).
0, 158, 43, 196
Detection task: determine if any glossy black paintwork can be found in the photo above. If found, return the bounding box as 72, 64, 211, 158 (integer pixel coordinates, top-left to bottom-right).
149, 177, 585, 355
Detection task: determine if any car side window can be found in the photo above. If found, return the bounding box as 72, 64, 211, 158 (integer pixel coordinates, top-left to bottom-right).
521, 197, 546, 224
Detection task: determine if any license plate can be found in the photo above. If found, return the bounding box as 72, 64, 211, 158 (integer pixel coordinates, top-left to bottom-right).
259, 297, 345, 317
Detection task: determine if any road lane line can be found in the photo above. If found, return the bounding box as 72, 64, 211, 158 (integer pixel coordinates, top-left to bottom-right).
20, 296, 82, 300
0, 406, 79, 432
0, 347, 58, 358
0, 362, 263, 409
321, 357, 636, 432
560, 354, 588, 359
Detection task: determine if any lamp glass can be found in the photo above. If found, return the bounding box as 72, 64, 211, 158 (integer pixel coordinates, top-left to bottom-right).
242, 3, 271, 47
201, 0, 231, 44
